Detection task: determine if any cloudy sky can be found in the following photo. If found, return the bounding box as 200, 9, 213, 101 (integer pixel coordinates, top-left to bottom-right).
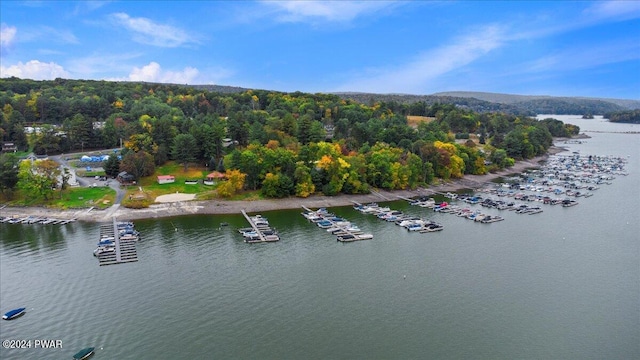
1, 1, 639, 99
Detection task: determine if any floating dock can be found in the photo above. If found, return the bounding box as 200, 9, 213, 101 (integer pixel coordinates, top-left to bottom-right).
301, 206, 373, 242
0, 215, 76, 225
96, 218, 138, 266
240, 210, 280, 243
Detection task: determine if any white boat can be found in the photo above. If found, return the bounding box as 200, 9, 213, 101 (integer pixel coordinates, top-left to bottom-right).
93, 245, 115, 256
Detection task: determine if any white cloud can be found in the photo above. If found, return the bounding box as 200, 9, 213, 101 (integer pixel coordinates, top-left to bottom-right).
10, 26, 79, 45
582, 0, 640, 22
1, 24, 17, 48
123, 62, 199, 84
109, 12, 197, 47
67, 52, 143, 76
261, 0, 400, 23
523, 40, 640, 73
336, 25, 506, 93
513, 1, 640, 42
0, 60, 70, 80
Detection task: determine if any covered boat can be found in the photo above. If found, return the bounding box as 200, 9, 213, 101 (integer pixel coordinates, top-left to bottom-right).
73, 347, 95, 360
2, 307, 26, 320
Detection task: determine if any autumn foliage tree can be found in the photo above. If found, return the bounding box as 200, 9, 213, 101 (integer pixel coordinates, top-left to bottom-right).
120, 151, 155, 180
216, 169, 246, 197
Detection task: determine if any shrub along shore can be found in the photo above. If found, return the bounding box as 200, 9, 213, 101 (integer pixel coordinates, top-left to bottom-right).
0, 151, 558, 223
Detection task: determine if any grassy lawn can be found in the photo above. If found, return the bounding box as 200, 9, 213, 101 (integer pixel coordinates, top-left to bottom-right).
127, 162, 219, 201
2, 186, 115, 209
2, 161, 262, 210
406, 116, 436, 128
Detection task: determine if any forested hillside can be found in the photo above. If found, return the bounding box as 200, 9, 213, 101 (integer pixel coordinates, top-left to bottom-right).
434, 91, 638, 114
0, 78, 579, 198
604, 109, 640, 124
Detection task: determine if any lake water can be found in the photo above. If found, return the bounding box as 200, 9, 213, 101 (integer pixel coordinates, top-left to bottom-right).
1, 115, 638, 359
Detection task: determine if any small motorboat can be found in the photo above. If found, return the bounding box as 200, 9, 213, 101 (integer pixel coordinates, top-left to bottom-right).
73, 347, 95, 360
97, 238, 114, 246
2, 307, 26, 320
93, 245, 116, 256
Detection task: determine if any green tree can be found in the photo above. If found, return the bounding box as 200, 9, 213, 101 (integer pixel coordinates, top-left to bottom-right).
120, 151, 155, 180
0, 153, 20, 196
18, 159, 60, 200
59, 167, 71, 199
64, 113, 92, 151
104, 154, 121, 178
172, 133, 198, 171
293, 162, 315, 197
33, 125, 61, 155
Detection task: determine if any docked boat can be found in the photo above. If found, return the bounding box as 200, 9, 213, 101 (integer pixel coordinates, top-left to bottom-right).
420, 223, 444, 232
73, 347, 95, 360
93, 245, 116, 256
561, 199, 579, 207
97, 238, 114, 246
2, 307, 26, 320
337, 233, 373, 242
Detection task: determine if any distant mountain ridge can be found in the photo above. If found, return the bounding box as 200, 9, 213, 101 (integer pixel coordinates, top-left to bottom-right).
180, 84, 639, 115
433, 91, 640, 110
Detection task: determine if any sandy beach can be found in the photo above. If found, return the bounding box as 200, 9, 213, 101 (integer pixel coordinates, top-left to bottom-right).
0, 150, 563, 223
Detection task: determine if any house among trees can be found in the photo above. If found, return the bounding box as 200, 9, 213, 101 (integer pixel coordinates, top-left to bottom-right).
157, 175, 175, 184
222, 138, 238, 147
117, 171, 136, 185
1, 142, 17, 153
25, 153, 48, 162
204, 171, 226, 185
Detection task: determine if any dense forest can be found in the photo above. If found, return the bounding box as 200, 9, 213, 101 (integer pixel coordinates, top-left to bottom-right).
335, 93, 633, 116
0, 77, 580, 198
604, 109, 640, 124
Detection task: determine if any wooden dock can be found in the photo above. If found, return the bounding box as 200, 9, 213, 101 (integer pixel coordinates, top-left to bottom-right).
240, 210, 279, 243
97, 218, 138, 266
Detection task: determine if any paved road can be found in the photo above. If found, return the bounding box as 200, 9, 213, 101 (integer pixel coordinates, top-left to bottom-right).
50, 154, 127, 205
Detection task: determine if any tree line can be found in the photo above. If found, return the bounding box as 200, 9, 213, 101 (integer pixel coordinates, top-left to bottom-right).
0, 78, 580, 199
604, 109, 640, 124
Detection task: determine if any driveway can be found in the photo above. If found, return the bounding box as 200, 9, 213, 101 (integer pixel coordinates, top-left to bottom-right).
51, 154, 127, 205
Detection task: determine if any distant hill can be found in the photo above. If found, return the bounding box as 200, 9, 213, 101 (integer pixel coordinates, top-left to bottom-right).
332, 92, 535, 116
434, 91, 640, 114
181, 85, 638, 115
185, 84, 253, 94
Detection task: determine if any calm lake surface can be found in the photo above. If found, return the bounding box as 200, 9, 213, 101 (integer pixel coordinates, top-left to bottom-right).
1, 115, 638, 359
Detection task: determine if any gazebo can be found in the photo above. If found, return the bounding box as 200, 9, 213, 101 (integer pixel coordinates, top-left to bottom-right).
204, 171, 226, 185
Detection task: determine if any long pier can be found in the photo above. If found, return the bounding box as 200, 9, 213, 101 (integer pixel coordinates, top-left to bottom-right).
240, 210, 279, 243
97, 218, 138, 266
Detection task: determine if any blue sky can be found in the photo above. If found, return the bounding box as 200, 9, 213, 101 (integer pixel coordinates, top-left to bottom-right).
1, 1, 639, 99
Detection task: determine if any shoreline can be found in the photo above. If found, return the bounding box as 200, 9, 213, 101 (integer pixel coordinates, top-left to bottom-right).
0, 148, 564, 223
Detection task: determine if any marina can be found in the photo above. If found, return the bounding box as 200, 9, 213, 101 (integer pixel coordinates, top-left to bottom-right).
354, 202, 446, 233
401, 151, 628, 224
301, 206, 374, 242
